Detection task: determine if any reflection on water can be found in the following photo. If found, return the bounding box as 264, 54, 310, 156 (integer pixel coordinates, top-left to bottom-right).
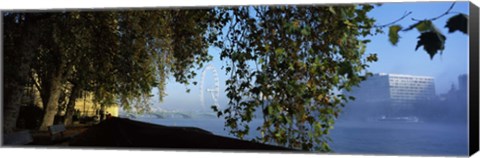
132, 117, 468, 156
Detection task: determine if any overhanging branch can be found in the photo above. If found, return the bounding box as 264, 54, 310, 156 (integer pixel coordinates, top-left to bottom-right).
374, 11, 412, 28
412, 2, 456, 22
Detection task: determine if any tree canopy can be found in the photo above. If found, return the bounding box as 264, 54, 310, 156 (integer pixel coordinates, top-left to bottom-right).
3, 9, 221, 130
2, 3, 469, 152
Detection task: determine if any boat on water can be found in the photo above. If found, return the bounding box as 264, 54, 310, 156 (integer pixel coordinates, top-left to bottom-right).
375, 115, 420, 123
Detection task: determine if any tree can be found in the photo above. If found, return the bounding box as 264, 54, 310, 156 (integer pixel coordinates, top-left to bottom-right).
4, 6, 378, 151
4, 3, 468, 151
211, 5, 378, 151
3, 13, 50, 133
4, 9, 221, 131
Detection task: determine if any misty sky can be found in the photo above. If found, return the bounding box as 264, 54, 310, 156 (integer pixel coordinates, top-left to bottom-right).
151, 2, 470, 112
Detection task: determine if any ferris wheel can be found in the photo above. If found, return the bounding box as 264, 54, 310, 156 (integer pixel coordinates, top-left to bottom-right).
199, 64, 220, 111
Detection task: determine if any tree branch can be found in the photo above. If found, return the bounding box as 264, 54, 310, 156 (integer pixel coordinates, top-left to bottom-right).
30, 71, 42, 94
412, 2, 456, 22
374, 11, 412, 28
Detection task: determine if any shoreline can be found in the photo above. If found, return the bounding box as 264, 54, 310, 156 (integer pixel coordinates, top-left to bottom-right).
22, 117, 295, 152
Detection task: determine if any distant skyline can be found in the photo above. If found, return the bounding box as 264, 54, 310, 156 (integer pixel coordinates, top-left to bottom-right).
152, 2, 470, 111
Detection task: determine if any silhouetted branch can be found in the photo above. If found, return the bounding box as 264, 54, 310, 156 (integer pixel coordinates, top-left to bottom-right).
412, 2, 456, 22
373, 12, 412, 28
374, 11, 412, 28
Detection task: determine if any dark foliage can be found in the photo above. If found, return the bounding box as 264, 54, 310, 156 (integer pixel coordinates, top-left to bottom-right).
445, 13, 468, 34
16, 104, 44, 130
415, 31, 447, 59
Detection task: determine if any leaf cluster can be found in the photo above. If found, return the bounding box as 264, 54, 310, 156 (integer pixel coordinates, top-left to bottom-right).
211, 5, 378, 151
445, 13, 468, 34
387, 8, 468, 59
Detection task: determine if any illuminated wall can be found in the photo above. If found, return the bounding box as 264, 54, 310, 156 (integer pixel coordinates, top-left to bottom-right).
74, 94, 119, 117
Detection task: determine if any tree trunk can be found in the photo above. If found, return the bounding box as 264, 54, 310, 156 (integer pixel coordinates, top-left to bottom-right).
64, 84, 81, 126
99, 104, 106, 121
38, 74, 64, 131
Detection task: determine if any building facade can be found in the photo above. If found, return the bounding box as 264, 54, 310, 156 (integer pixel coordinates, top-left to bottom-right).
346, 73, 436, 115
74, 93, 119, 118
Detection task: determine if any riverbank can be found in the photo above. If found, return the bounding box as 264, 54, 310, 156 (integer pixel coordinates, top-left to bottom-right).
29, 117, 294, 151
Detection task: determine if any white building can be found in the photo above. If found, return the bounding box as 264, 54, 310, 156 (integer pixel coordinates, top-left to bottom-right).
347, 73, 436, 113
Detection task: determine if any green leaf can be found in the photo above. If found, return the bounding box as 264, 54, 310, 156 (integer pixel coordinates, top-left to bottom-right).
258, 58, 264, 64
275, 48, 284, 55
366, 53, 378, 62
445, 13, 468, 34
388, 25, 402, 46
313, 122, 322, 133
415, 20, 433, 32
403, 20, 433, 32
328, 6, 336, 15
348, 96, 356, 101
301, 27, 310, 36
267, 106, 273, 115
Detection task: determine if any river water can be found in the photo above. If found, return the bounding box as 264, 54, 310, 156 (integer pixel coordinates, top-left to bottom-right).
131, 117, 468, 156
